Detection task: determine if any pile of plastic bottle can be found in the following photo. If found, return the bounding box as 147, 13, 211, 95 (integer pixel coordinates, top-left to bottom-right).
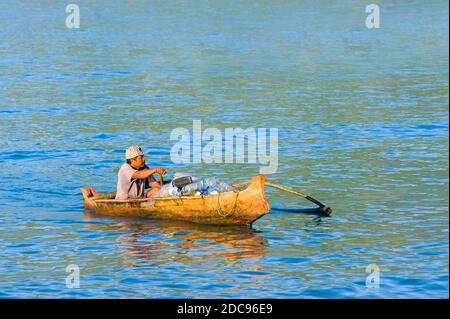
164, 176, 236, 197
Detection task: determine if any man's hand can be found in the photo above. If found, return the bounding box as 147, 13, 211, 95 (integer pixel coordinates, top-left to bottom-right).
146, 182, 161, 198
149, 181, 161, 189
154, 167, 166, 175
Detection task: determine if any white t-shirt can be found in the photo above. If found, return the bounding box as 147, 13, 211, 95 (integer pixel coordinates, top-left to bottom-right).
115, 164, 156, 200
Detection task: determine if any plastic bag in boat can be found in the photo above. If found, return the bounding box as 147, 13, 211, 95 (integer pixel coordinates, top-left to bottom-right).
151, 173, 198, 198
152, 174, 236, 198
181, 177, 236, 195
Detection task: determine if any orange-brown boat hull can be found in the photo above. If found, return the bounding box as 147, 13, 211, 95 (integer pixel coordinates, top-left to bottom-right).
81, 175, 270, 225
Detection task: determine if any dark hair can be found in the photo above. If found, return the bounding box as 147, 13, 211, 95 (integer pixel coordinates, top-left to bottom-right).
126, 156, 139, 164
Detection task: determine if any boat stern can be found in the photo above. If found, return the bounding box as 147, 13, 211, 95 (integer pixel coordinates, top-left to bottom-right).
235, 175, 271, 224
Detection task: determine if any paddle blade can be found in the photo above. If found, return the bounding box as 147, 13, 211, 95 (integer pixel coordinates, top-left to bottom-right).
321, 206, 333, 216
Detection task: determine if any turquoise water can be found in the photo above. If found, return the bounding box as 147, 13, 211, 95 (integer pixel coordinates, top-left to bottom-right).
0, 1, 448, 298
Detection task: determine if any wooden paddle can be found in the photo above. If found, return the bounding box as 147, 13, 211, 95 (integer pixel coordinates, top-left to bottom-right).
265, 182, 332, 216
232, 179, 332, 216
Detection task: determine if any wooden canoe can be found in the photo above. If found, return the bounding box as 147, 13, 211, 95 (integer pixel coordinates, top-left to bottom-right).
81, 175, 270, 226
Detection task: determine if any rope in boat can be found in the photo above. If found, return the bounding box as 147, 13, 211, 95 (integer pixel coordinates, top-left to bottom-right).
216, 188, 239, 218
211, 182, 245, 217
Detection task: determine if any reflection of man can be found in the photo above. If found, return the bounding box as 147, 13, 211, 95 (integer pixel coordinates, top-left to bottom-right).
115, 145, 166, 200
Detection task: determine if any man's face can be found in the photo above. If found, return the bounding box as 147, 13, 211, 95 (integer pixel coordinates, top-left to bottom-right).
131, 155, 145, 169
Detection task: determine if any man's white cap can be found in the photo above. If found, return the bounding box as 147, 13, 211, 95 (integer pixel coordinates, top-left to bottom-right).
125, 145, 144, 160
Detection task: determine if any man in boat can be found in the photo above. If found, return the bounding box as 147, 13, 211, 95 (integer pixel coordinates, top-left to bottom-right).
115, 145, 167, 200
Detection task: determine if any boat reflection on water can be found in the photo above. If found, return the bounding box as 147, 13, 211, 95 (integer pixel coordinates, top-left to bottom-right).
83, 211, 268, 268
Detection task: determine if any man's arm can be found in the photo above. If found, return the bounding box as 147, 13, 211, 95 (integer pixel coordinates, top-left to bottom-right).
132, 167, 166, 180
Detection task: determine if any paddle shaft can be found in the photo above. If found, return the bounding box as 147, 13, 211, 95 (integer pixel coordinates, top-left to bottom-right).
231, 180, 330, 212
265, 182, 327, 208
